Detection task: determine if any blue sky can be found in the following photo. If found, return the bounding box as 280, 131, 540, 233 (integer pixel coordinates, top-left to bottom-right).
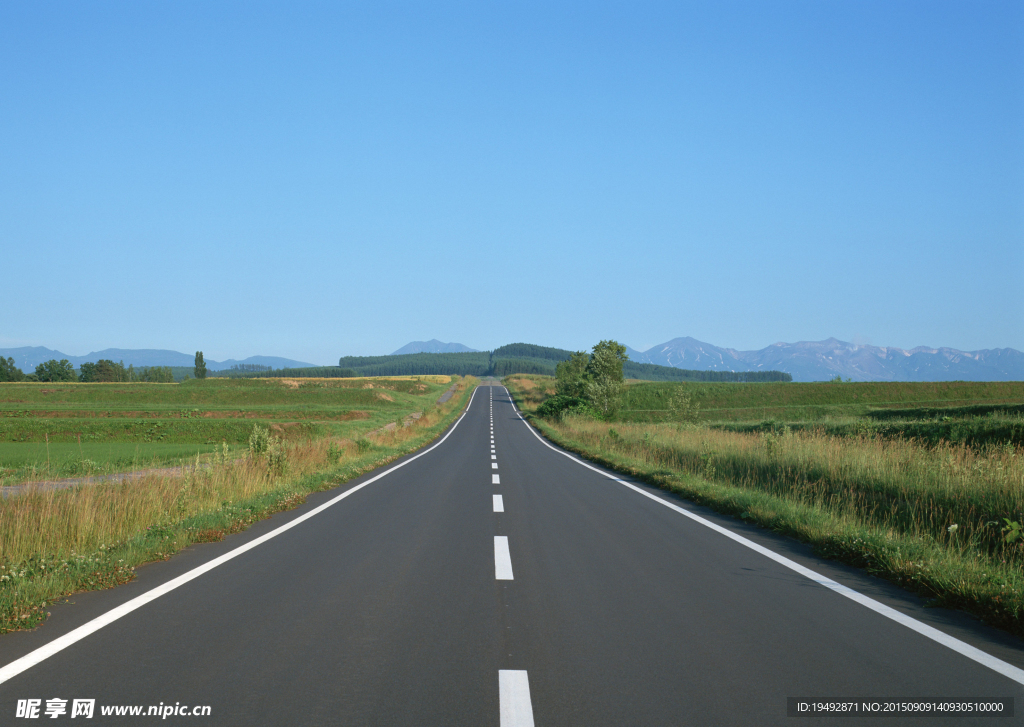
2, 1, 1021, 364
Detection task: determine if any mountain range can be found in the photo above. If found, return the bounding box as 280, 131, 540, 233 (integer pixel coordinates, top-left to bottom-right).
0, 347, 316, 372
625, 337, 1024, 382
391, 340, 478, 355
4, 337, 1021, 382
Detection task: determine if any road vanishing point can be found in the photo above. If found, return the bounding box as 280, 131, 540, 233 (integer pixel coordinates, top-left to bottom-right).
1, 385, 1023, 724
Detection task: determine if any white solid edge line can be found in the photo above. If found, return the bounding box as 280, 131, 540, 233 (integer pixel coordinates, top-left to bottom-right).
493, 494, 504, 512
499, 670, 535, 727
494, 536, 514, 580
500, 387, 1024, 686
0, 386, 483, 686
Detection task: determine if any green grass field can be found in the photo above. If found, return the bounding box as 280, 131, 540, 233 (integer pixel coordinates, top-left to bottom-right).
0, 376, 454, 486
0, 442, 222, 480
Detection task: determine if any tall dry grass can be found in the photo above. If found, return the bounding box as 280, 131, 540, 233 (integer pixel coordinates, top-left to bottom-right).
527, 413, 1024, 633
506, 375, 556, 410
555, 418, 1024, 561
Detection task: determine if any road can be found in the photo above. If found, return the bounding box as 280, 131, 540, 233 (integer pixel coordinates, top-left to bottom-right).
1, 385, 1022, 724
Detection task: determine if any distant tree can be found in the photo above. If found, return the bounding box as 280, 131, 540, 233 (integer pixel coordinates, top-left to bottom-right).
230, 363, 272, 373
0, 357, 25, 382
79, 359, 128, 382
35, 359, 77, 382
139, 366, 174, 383
584, 340, 628, 419
555, 351, 590, 398
194, 351, 207, 380
78, 362, 98, 382
110, 361, 125, 381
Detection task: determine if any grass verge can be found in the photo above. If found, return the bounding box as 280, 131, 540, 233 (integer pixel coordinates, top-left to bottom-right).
0, 378, 477, 635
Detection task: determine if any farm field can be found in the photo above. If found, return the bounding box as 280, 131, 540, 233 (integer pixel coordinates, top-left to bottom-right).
506, 374, 1024, 636
0, 376, 454, 486
617, 378, 1024, 422
0, 375, 475, 632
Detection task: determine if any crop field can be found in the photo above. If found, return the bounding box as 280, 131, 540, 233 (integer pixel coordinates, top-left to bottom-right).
618, 379, 1024, 448
0, 376, 454, 486
0, 375, 474, 632
616, 379, 1024, 422
506, 375, 1024, 635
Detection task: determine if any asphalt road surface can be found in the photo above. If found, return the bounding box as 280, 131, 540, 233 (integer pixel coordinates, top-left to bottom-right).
1, 385, 1023, 725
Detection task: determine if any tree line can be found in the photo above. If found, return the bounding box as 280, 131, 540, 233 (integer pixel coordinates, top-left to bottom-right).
0, 357, 175, 383
207, 345, 793, 382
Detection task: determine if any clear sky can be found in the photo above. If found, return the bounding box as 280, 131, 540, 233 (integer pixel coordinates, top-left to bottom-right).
2, 1, 1021, 364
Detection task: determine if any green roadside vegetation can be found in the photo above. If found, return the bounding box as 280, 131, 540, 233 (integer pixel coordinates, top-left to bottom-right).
506, 366, 1024, 637
0, 375, 474, 633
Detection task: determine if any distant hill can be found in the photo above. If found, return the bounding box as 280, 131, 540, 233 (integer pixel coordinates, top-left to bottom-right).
391, 340, 478, 355
626, 337, 1024, 382
0, 347, 317, 373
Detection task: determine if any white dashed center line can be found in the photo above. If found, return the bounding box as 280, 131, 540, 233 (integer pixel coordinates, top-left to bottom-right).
499, 670, 535, 727
494, 536, 514, 580
493, 494, 504, 512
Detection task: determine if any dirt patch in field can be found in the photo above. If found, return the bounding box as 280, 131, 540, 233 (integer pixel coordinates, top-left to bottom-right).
514, 378, 537, 390
339, 410, 370, 420
269, 422, 306, 439
191, 410, 370, 421
279, 380, 301, 389
200, 411, 258, 419
361, 383, 374, 389
375, 392, 394, 402
365, 412, 422, 437
0, 410, 169, 419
